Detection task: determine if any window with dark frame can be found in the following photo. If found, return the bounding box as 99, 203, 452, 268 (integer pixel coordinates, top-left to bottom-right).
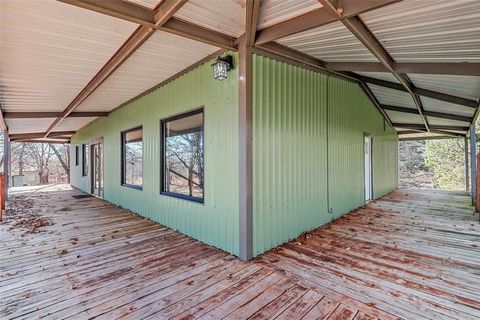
82, 144, 89, 176
121, 127, 143, 189
161, 109, 204, 203
75, 146, 79, 166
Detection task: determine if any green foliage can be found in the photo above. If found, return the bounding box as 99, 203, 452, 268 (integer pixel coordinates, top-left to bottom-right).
425, 139, 466, 190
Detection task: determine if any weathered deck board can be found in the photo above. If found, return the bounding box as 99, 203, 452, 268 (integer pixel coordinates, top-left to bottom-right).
1, 185, 478, 319
257, 189, 480, 320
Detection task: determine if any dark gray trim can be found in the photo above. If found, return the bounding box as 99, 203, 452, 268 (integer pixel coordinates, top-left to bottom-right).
160, 108, 204, 204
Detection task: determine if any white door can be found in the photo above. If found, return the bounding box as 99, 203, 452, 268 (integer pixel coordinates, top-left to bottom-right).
364, 136, 373, 202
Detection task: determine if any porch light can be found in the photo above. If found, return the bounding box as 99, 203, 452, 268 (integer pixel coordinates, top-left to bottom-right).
212, 55, 233, 80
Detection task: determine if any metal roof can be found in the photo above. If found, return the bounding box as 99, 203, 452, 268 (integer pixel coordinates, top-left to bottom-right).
1, 0, 479, 141
257, 0, 322, 30
76, 31, 219, 112
175, 0, 246, 37
277, 21, 377, 62
360, 0, 480, 63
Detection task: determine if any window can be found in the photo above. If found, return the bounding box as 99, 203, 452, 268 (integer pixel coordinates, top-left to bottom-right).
121, 127, 143, 189
82, 144, 89, 176
161, 109, 204, 202
75, 146, 79, 166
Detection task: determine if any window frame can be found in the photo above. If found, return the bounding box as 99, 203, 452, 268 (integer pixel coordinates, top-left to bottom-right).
160, 108, 205, 204
121, 126, 144, 190
82, 143, 88, 177
75, 146, 79, 166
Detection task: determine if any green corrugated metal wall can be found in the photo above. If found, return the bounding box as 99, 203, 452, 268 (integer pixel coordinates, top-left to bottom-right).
70, 56, 240, 255
70, 53, 398, 258
252, 55, 398, 255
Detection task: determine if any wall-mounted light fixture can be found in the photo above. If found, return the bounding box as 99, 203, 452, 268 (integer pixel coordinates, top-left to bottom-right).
212, 55, 233, 81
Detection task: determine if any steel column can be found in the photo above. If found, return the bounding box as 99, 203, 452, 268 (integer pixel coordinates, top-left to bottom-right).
465, 137, 470, 192
238, 36, 253, 260
470, 125, 476, 204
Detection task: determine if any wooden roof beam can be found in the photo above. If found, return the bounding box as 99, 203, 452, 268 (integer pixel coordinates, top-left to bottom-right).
327, 62, 480, 76
0, 103, 8, 134
255, 0, 400, 45
319, 0, 430, 132
4, 112, 108, 119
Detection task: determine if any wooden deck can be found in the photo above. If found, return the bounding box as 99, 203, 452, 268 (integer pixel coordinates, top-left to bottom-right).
0, 186, 479, 319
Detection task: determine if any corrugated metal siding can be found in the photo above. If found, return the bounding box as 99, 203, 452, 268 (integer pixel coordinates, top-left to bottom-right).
252, 55, 329, 255
252, 55, 398, 255
174, 0, 246, 37
385, 110, 424, 125
257, 0, 322, 30
360, 0, 480, 62
355, 72, 400, 84
277, 21, 378, 62
71, 55, 240, 256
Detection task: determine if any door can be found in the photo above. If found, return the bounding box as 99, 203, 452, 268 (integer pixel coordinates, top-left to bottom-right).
91, 142, 104, 198
364, 136, 373, 202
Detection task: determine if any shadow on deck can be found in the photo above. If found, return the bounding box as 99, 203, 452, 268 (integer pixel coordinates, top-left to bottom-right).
0, 185, 479, 319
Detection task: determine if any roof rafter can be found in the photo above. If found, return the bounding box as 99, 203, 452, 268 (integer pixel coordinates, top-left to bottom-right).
392, 123, 468, 132
58, 0, 236, 49
319, 0, 429, 132
326, 62, 480, 76
381, 105, 472, 123
255, 0, 400, 45
246, 0, 261, 46
360, 75, 478, 109
46, 0, 190, 137
4, 112, 108, 119
11, 131, 76, 141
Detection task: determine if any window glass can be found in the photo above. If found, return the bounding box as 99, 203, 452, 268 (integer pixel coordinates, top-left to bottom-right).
122, 127, 143, 187
162, 110, 204, 201
75, 146, 79, 166
82, 144, 89, 176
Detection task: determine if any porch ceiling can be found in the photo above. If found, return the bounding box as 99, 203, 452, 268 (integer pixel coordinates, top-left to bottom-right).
1, 0, 479, 141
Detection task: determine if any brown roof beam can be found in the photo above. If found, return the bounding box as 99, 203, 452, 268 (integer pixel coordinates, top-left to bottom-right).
4, 112, 108, 119
59, 0, 236, 49
327, 62, 480, 76
58, 0, 156, 26
10, 139, 71, 144
44, 25, 155, 137
246, 0, 261, 46
360, 75, 478, 109
321, 0, 429, 132
159, 18, 236, 50
11, 131, 75, 141
255, 0, 399, 45
381, 105, 472, 122
393, 123, 469, 132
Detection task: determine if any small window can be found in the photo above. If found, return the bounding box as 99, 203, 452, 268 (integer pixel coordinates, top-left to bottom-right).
161, 109, 204, 202
82, 144, 89, 176
121, 127, 143, 189
75, 146, 79, 166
